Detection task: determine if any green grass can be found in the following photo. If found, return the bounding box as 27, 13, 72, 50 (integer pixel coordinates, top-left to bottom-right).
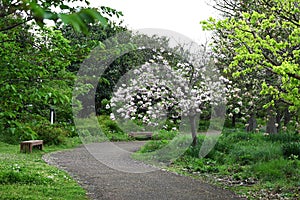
133, 129, 300, 199
0, 139, 88, 200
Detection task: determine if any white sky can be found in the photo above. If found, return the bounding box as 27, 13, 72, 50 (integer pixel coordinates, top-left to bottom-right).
89, 0, 219, 44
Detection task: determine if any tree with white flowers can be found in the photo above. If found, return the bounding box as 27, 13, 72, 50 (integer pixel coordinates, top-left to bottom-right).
109, 46, 229, 145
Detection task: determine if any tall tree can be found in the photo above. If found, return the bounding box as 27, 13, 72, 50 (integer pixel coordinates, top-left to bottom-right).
201, 0, 300, 133
0, 1, 114, 143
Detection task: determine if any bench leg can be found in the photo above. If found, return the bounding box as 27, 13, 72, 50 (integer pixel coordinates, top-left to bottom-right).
20, 143, 30, 153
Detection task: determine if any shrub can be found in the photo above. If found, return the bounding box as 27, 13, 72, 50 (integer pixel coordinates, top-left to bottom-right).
97, 115, 130, 141
98, 115, 124, 134
32, 123, 68, 145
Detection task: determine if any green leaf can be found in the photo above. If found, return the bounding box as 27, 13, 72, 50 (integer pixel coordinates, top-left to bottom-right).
80, 9, 108, 27
60, 5, 70, 10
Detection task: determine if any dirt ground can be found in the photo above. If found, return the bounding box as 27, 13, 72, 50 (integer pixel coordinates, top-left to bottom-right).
43, 141, 245, 200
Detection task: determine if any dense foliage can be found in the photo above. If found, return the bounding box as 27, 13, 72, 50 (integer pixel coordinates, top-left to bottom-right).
200, 0, 300, 134
0, 0, 107, 33
0, 1, 119, 144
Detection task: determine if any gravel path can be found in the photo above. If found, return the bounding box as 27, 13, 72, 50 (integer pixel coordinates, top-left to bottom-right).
43, 141, 245, 200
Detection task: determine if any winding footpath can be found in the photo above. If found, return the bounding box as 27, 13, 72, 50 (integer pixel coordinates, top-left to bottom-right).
43, 141, 245, 200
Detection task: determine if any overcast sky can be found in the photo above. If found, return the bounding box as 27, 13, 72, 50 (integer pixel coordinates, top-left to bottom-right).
88, 0, 219, 44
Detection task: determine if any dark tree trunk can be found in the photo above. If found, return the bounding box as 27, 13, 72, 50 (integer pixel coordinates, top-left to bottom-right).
189, 115, 197, 146
231, 114, 236, 128
266, 107, 278, 134
275, 108, 283, 132
283, 108, 291, 127
246, 114, 257, 132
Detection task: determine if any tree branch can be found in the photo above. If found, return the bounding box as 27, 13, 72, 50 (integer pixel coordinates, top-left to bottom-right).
0, 18, 32, 32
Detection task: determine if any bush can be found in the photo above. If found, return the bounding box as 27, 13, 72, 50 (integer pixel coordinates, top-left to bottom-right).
97, 115, 130, 141
32, 123, 69, 145
282, 142, 300, 158
0, 121, 38, 144
98, 115, 124, 134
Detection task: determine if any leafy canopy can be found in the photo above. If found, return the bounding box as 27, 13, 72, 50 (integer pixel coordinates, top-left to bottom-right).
201, 0, 300, 111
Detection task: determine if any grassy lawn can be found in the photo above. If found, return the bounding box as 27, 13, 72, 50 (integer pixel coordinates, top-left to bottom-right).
0, 139, 88, 200
133, 129, 300, 199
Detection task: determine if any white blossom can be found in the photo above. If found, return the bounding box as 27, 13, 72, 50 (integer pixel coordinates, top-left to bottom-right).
110, 113, 115, 120
234, 107, 240, 114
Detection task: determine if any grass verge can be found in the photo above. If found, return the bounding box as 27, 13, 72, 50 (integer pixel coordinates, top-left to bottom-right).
0, 138, 87, 200
133, 129, 300, 199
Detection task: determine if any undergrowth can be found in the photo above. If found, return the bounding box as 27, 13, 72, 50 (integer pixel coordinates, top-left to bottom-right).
133, 129, 300, 199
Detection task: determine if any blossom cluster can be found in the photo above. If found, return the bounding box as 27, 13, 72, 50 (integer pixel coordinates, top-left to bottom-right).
109, 47, 229, 127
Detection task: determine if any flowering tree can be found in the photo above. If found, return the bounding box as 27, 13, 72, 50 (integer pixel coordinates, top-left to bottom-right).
110, 46, 229, 146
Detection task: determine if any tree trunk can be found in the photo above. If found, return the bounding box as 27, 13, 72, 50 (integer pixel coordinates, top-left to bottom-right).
231, 114, 236, 128
266, 107, 278, 134
275, 108, 283, 132
283, 108, 291, 127
246, 114, 257, 132
189, 115, 197, 146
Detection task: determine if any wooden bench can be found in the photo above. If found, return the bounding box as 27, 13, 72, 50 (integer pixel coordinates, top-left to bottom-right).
129, 132, 153, 139
20, 140, 43, 153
